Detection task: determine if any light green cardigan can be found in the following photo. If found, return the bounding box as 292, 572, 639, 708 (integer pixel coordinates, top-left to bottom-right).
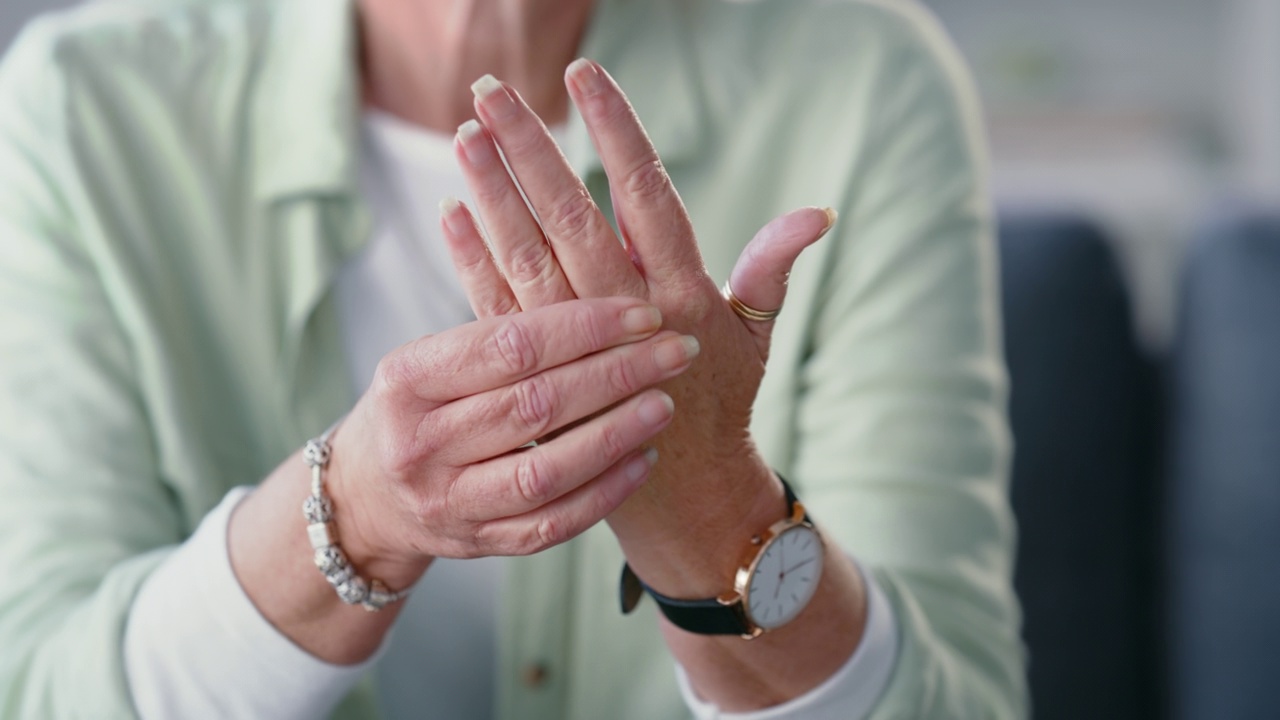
0, 0, 1025, 717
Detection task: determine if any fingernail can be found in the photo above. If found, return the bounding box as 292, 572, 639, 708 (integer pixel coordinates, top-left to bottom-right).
456, 120, 490, 165
625, 448, 658, 482
471, 74, 516, 117
819, 207, 838, 238
622, 305, 662, 335
567, 58, 604, 97
653, 334, 701, 372
439, 196, 466, 233
636, 392, 674, 427
457, 119, 483, 142
470, 74, 502, 98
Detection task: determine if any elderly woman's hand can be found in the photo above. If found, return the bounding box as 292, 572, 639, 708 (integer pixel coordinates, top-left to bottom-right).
441, 61, 833, 594
322, 297, 697, 587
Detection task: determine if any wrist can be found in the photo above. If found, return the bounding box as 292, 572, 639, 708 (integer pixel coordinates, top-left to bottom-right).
608, 453, 784, 599
311, 428, 431, 601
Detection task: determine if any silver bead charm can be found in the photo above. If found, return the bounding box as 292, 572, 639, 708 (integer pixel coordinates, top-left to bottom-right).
303, 439, 330, 468
335, 575, 370, 605
325, 564, 355, 588
303, 494, 333, 523
314, 546, 348, 574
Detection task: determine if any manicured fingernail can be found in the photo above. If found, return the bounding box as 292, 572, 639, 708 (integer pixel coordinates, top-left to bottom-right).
470, 74, 516, 117
625, 448, 658, 482
457, 119, 483, 142
622, 305, 662, 335
567, 58, 604, 97
439, 196, 466, 232
637, 392, 674, 427
819, 207, 838, 238
470, 74, 502, 98
456, 120, 490, 165
653, 334, 701, 372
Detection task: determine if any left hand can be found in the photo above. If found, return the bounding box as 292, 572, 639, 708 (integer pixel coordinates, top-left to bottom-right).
440, 60, 835, 581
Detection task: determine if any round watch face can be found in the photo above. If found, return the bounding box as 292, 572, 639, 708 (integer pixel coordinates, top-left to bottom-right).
744, 525, 824, 630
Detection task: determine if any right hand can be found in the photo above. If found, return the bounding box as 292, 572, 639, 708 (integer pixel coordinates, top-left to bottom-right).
323, 296, 699, 586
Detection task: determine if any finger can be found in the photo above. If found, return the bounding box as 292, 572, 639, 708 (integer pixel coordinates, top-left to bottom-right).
440, 196, 521, 319
454, 118, 578, 309
469, 75, 645, 299
728, 207, 836, 353
464, 445, 659, 558
462, 391, 672, 550
433, 330, 699, 470
565, 58, 702, 285
377, 297, 663, 404
472, 446, 659, 557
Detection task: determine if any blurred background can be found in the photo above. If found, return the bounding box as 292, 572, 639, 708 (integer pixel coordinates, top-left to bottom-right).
930, 0, 1280, 350
3, 1, 1277, 719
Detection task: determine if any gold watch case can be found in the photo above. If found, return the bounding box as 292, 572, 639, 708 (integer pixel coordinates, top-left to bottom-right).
716, 499, 825, 639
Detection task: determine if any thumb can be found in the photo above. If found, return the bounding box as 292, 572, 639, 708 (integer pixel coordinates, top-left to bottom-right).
726, 206, 836, 347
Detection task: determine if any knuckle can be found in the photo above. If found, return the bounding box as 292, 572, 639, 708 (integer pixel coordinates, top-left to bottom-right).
502, 125, 546, 158
481, 292, 521, 318
491, 320, 540, 376
546, 191, 602, 240
470, 522, 501, 556
514, 452, 556, 506
382, 430, 418, 477
591, 476, 627, 521
472, 183, 507, 212
372, 353, 413, 400
410, 413, 445, 461
570, 305, 605, 351
454, 241, 496, 274
407, 485, 439, 527
598, 422, 630, 461
605, 356, 641, 399
623, 159, 672, 206
534, 514, 567, 551
505, 240, 558, 286
511, 374, 557, 435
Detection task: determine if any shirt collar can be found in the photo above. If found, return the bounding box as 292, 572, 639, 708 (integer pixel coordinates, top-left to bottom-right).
251, 0, 363, 202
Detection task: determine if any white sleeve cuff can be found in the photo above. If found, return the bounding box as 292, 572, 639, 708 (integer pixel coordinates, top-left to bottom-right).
124, 486, 378, 720
675, 558, 899, 720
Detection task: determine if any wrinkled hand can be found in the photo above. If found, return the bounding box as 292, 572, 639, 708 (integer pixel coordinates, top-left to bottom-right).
439, 61, 833, 557
324, 297, 699, 585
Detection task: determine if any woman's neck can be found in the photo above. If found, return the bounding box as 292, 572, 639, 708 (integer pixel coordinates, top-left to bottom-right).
358, 0, 596, 133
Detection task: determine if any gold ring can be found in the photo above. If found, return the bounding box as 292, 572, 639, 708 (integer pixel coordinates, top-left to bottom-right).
722, 281, 781, 322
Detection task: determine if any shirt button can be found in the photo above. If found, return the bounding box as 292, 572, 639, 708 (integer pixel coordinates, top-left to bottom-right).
521, 662, 550, 689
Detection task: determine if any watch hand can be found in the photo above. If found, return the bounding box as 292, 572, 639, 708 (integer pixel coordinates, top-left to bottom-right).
784, 558, 816, 574
773, 542, 788, 599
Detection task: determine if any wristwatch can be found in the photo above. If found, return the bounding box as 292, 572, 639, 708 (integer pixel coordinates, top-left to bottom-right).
619, 475, 824, 639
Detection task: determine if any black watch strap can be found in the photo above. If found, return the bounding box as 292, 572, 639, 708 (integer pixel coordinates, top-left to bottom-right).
618, 474, 806, 636
620, 563, 751, 634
